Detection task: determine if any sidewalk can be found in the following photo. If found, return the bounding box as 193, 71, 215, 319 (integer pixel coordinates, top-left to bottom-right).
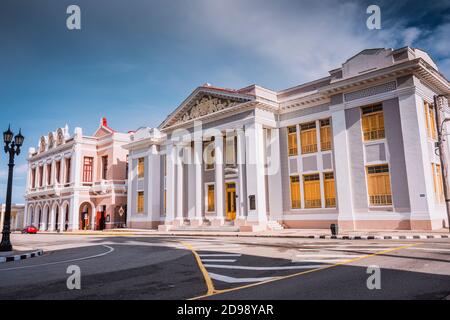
0, 246, 44, 263
40, 228, 450, 240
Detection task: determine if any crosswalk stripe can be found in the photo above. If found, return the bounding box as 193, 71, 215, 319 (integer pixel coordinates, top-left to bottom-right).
208, 272, 276, 284
199, 254, 242, 257
295, 254, 363, 258
204, 264, 324, 270
201, 259, 237, 263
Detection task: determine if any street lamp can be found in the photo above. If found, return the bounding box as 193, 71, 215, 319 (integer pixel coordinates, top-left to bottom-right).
0, 126, 24, 252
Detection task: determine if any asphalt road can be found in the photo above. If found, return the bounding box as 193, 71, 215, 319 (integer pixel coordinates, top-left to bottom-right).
1, 234, 449, 300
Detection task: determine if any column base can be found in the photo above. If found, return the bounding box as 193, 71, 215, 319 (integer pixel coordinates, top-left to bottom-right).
211, 218, 225, 227
173, 218, 184, 227
190, 218, 203, 227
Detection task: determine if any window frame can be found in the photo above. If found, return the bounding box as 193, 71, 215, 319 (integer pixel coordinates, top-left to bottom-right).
366, 164, 393, 207
137, 157, 145, 179
290, 175, 301, 209
300, 122, 318, 154
361, 105, 385, 142
287, 126, 298, 157
205, 183, 216, 213
323, 171, 336, 208
82, 157, 94, 183
320, 119, 332, 151
303, 173, 322, 209
137, 191, 145, 213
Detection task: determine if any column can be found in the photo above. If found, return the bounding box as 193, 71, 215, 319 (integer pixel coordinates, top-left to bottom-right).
331, 108, 355, 230
212, 133, 224, 226
398, 92, 436, 229
267, 128, 283, 220
49, 206, 56, 231
59, 205, 66, 232
159, 144, 176, 230
175, 145, 184, 226
192, 139, 203, 226
245, 122, 267, 227
236, 128, 247, 220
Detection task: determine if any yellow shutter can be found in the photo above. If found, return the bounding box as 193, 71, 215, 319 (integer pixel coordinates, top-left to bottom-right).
207, 185, 215, 211
303, 174, 321, 208
362, 106, 385, 141
320, 125, 331, 151
288, 130, 298, 156
290, 176, 301, 209
367, 165, 392, 206
137, 191, 144, 213
424, 102, 430, 135
138, 158, 145, 178
429, 104, 437, 140
435, 164, 444, 203
301, 129, 317, 154
324, 172, 336, 208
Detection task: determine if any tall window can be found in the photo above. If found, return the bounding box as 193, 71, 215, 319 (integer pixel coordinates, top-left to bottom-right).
300, 122, 317, 154
362, 105, 385, 141
225, 135, 237, 166
367, 164, 392, 206
287, 126, 298, 156
83, 157, 94, 182
323, 172, 336, 208
320, 119, 332, 151
55, 161, 61, 184
46, 164, 52, 185
102, 156, 108, 180
65, 158, 71, 184
138, 158, 145, 179
137, 191, 144, 213
424, 102, 437, 140
207, 184, 215, 212
303, 174, 321, 208
290, 176, 301, 209
31, 168, 36, 188
39, 166, 43, 187
432, 163, 444, 203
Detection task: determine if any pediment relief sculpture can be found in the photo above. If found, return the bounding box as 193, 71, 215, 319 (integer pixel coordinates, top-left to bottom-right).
175, 95, 240, 124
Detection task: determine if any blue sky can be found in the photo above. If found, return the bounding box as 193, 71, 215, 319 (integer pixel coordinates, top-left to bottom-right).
0, 0, 449, 203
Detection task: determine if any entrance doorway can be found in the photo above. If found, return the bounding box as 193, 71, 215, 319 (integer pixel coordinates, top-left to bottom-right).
79, 203, 92, 230
225, 183, 237, 221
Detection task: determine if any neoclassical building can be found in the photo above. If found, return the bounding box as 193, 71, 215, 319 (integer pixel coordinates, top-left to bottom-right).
0, 204, 24, 232
125, 47, 450, 231
24, 119, 130, 231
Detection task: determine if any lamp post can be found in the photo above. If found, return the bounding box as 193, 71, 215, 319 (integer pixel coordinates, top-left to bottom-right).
0, 125, 24, 252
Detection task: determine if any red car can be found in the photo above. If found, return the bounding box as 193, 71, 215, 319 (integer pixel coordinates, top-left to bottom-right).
22, 225, 38, 234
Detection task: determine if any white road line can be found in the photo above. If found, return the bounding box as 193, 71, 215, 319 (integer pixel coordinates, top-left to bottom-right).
295, 254, 363, 258
201, 259, 237, 263
291, 259, 352, 263
406, 247, 450, 252
199, 254, 242, 257
0, 245, 114, 271
204, 264, 324, 270
208, 272, 276, 284
297, 248, 393, 251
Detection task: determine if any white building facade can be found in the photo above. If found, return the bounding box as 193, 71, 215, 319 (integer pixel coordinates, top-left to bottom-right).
24, 119, 130, 231
125, 47, 450, 231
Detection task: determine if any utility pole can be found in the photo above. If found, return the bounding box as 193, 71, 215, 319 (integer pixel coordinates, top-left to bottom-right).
434, 94, 450, 232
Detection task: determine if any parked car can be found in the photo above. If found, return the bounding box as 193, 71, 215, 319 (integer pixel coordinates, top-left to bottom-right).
22, 225, 38, 234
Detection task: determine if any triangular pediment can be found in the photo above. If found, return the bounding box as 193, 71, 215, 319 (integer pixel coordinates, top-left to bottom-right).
159, 86, 254, 129
94, 126, 113, 138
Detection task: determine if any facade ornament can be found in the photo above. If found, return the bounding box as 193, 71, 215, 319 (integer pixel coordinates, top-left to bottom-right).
174, 95, 240, 125
57, 128, 65, 145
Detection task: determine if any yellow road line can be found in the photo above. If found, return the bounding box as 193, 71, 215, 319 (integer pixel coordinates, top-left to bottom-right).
189, 242, 418, 300
180, 241, 216, 296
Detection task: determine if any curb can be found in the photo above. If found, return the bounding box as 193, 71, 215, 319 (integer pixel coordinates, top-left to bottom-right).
0, 249, 44, 264
306, 234, 450, 240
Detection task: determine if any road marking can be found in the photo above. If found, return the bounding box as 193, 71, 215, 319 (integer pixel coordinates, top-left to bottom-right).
295, 254, 363, 257
203, 264, 324, 270
406, 247, 450, 252
201, 259, 237, 263
179, 241, 215, 295
0, 245, 114, 271
297, 248, 393, 251
208, 273, 277, 284
189, 243, 418, 300
199, 254, 242, 257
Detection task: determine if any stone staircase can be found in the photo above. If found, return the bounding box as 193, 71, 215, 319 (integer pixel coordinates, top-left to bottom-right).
266, 220, 284, 231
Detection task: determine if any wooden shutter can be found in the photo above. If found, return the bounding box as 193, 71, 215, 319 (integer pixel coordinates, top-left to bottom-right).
320, 120, 331, 151
303, 174, 321, 208
207, 185, 215, 211
324, 172, 336, 207
301, 123, 317, 154
290, 176, 301, 209
288, 126, 298, 156
137, 191, 144, 213
138, 158, 145, 178
367, 165, 392, 206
